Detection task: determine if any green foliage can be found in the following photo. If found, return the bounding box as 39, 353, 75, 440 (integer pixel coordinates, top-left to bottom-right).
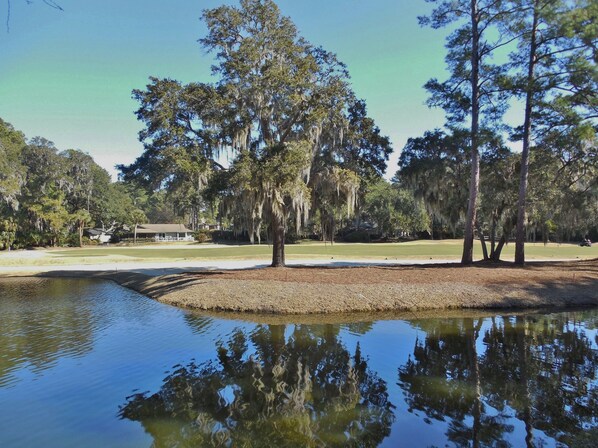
0, 119, 26, 210
0, 218, 17, 250
421, 1, 511, 126
120, 78, 219, 228
421, 0, 515, 263
396, 129, 469, 237
343, 230, 371, 243
27, 187, 70, 246
194, 229, 212, 243
527, 134, 598, 243
363, 179, 429, 238
494, 0, 598, 263
201, 0, 359, 261
121, 0, 391, 265
0, 119, 150, 248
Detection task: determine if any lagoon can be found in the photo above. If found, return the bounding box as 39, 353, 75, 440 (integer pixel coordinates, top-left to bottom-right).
0, 278, 596, 447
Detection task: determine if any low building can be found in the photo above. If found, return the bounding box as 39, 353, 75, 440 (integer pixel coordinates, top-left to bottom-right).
84, 228, 113, 244
135, 224, 194, 242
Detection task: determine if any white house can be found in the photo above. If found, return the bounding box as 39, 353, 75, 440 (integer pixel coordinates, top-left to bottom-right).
85, 228, 113, 244
135, 224, 194, 242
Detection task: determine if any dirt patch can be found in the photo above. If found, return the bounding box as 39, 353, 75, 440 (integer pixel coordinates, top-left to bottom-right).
43, 259, 596, 315
164, 260, 596, 285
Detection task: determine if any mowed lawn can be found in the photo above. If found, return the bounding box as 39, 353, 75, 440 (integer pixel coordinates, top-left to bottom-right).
2, 239, 593, 266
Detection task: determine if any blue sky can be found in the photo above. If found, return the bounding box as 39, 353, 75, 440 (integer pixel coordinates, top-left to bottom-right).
0, 0, 451, 179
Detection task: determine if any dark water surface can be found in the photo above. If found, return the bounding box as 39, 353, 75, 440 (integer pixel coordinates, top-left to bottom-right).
0, 278, 597, 447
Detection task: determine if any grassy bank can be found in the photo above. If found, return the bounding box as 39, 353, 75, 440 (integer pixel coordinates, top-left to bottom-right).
0, 239, 596, 267
39, 259, 598, 315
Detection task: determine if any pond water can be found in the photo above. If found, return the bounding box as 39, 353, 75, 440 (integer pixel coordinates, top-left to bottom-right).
0, 278, 597, 447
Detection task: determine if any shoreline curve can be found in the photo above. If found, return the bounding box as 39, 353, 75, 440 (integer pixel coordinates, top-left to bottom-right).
15, 259, 598, 315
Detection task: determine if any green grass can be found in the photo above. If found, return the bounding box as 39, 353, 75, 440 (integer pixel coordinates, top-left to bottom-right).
50, 239, 597, 262
1, 240, 595, 267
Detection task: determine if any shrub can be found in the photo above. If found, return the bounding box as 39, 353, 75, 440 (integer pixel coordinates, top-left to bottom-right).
63, 233, 78, 247
194, 229, 212, 243
211, 230, 239, 242
343, 230, 371, 243
285, 233, 300, 244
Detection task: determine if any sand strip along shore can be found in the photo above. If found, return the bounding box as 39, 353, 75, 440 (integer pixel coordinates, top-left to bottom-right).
16, 259, 597, 315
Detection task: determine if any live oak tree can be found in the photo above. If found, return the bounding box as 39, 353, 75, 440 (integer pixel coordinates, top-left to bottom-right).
397, 129, 470, 239
363, 179, 430, 239
18, 137, 69, 246
397, 127, 516, 256
526, 132, 598, 244
119, 78, 224, 230
124, 0, 390, 267
309, 99, 392, 244
202, 0, 364, 267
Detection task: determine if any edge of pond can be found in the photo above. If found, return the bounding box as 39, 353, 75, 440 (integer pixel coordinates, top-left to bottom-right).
1, 259, 596, 323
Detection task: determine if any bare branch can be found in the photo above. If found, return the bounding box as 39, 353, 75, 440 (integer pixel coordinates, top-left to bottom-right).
42, 0, 62, 10
5, 0, 63, 32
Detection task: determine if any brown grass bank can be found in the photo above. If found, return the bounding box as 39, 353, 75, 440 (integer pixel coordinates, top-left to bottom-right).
38, 259, 598, 315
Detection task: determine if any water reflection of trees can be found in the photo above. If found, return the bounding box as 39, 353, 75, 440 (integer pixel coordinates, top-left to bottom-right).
399, 313, 598, 447
0, 279, 96, 387
183, 313, 214, 335
120, 324, 394, 447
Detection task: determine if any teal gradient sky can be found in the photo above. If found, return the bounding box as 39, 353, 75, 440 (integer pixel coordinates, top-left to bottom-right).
0, 0, 452, 179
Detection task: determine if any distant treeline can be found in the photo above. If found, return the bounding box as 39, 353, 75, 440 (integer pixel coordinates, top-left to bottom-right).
0, 119, 192, 249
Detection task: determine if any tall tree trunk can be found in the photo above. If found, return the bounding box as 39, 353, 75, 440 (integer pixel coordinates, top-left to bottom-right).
79, 223, 83, 248
462, 0, 481, 265
330, 216, 335, 246
491, 233, 507, 261
134, 224, 138, 244
476, 221, 489, 261
271, 213, 285, 267
515, 1, 540, 265
490, 216, 497, 258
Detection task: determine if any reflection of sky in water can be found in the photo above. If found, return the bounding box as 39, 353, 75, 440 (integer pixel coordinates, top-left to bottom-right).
0, 278, 596, 447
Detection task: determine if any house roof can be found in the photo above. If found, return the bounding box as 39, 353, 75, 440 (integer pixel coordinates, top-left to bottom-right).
85, 228, 112, 236
135, 224, 193, 234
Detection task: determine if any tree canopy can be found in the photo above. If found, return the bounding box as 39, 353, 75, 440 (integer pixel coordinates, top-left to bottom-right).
121, 0, 392, 266
0, 119, 147, 248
